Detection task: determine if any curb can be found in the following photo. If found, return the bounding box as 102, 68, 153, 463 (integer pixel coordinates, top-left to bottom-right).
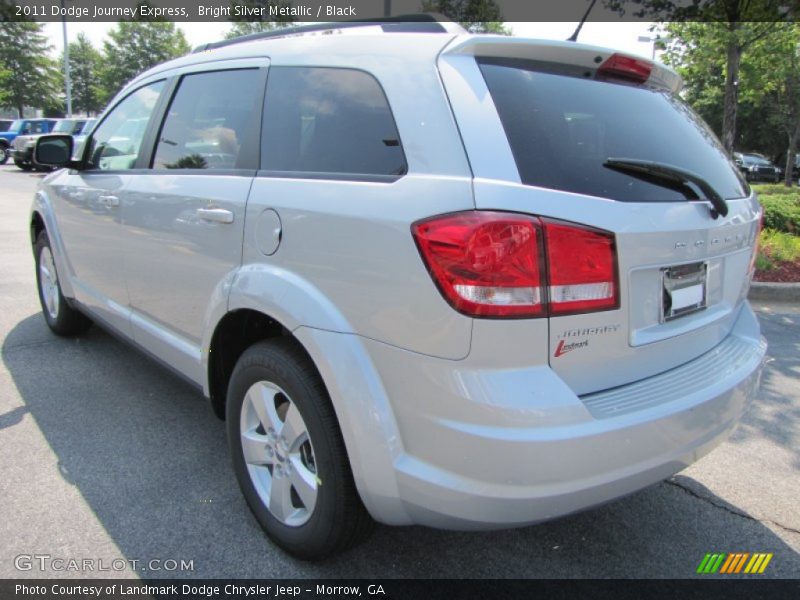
748, 281, 800, 302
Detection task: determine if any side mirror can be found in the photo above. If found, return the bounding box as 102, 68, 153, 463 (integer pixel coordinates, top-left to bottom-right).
34, 134, 76, 168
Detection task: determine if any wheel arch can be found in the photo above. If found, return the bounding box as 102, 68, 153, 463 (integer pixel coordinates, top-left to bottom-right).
30, 210, 46, 246
204, 301, 409, 525
30, 191, 76, 299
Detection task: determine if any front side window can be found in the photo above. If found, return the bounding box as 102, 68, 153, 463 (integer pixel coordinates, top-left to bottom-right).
86, 81, 164, 171
261, 67, 406, 178
153, 69, 263, 170
30, 121, 49, 134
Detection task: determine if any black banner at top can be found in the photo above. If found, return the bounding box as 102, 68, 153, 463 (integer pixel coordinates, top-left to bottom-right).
0, 0, 798, 23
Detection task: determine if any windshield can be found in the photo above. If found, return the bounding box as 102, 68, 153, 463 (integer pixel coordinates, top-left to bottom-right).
478, 57, 747, 202
9, 120, 24, 133
742, 155, 771, 166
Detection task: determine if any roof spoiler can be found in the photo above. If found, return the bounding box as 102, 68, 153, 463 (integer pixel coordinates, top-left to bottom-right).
441, 36, 682, 93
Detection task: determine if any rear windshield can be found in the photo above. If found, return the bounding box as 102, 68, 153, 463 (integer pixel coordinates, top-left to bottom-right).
478, 57, 747, 202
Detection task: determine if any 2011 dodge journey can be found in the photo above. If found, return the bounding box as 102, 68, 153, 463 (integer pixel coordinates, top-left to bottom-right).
30, 18, 766, 559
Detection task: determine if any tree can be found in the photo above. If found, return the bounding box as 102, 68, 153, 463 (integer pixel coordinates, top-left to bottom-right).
66, 33, 103, 115
761, 26, 800, 185
0, 68, 10, 109
421, 0, 511, 34
605, 0, 786, 154
662, 22, 800, 185
0, 21, 60, 117
225, 1, 294, 39
101, 18, 189, 103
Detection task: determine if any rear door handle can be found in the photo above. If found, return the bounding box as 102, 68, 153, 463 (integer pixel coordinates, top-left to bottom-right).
98, 195, 119, 207
197, 208, 234, 224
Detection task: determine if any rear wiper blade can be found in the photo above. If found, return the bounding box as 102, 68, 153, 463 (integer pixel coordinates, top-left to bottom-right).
603, 158, 729, 219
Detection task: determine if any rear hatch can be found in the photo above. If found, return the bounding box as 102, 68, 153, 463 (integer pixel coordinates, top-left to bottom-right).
439, 37, 761, 395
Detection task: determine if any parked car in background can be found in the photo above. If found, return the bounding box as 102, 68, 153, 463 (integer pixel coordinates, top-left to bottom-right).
70, 118, 97, 160
733, 152, 782, 183
0, 118, 57, 165
31, 21, 765, 559
14, 118, 88, 171
0, 119, 14, 132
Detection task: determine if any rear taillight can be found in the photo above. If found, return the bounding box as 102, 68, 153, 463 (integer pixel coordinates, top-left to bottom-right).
597, 53, 653, 85
412, 212, 619, 318
412, 212, 545, 317
542, 220, 619, 315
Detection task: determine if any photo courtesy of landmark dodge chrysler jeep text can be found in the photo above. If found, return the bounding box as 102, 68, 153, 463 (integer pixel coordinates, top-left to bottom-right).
30, 18, 766, 559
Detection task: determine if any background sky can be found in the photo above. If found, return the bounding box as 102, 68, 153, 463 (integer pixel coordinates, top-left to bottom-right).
41, 21, 662, 59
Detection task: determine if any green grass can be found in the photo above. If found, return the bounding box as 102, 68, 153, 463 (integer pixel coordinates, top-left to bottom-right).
751, 183, 799, 196
756, 228, 800, 271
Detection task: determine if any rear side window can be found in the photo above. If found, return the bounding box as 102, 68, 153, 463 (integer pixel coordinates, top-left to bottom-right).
153, 69, 263, 170
478, 57, 747, 202
261, 67, 406, 179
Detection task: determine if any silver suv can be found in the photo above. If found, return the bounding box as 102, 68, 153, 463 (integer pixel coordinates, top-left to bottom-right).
30, 21, 766, 559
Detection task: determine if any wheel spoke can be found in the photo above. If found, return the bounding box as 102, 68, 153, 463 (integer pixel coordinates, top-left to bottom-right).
289, 457, 318, 510
268, 469, 294, 522
246, 383, 281, 432
241, 429, 273, 466
39, 263, 51, 283
281, 403, 308, 450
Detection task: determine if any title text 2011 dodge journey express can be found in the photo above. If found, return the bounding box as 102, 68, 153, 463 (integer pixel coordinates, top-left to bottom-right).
30, 21, 766, 559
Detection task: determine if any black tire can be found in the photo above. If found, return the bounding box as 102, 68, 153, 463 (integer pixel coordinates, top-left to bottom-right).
226, 338, 372, 559
15, 158, 32, 171
0, 144, 8, 165
34, 231, 92, 336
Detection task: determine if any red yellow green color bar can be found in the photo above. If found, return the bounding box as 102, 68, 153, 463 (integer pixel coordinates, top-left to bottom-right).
696, 552, 773, 574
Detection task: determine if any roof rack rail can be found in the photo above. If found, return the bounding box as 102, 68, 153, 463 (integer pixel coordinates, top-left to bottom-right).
193, 13, 459, 53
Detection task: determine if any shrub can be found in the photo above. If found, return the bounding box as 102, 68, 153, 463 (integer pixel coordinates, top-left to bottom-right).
756, 193, 800, 234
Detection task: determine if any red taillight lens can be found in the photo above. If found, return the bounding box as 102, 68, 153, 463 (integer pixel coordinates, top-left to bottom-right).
597, 53, 653, 84
412, 212, 545, 317
412, 212, 619, 318
543, 221, 619, 315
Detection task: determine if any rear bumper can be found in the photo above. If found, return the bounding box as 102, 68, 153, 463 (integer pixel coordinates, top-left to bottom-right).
357, 302, 765, 528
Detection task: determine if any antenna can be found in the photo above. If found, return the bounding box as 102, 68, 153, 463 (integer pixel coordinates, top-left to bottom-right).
567, 0, 599, 42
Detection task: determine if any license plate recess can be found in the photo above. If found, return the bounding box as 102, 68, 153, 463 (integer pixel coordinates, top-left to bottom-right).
661, 262, 707, 322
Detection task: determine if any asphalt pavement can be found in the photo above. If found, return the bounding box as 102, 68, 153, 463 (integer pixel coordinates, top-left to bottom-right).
0, 164, 798, 579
